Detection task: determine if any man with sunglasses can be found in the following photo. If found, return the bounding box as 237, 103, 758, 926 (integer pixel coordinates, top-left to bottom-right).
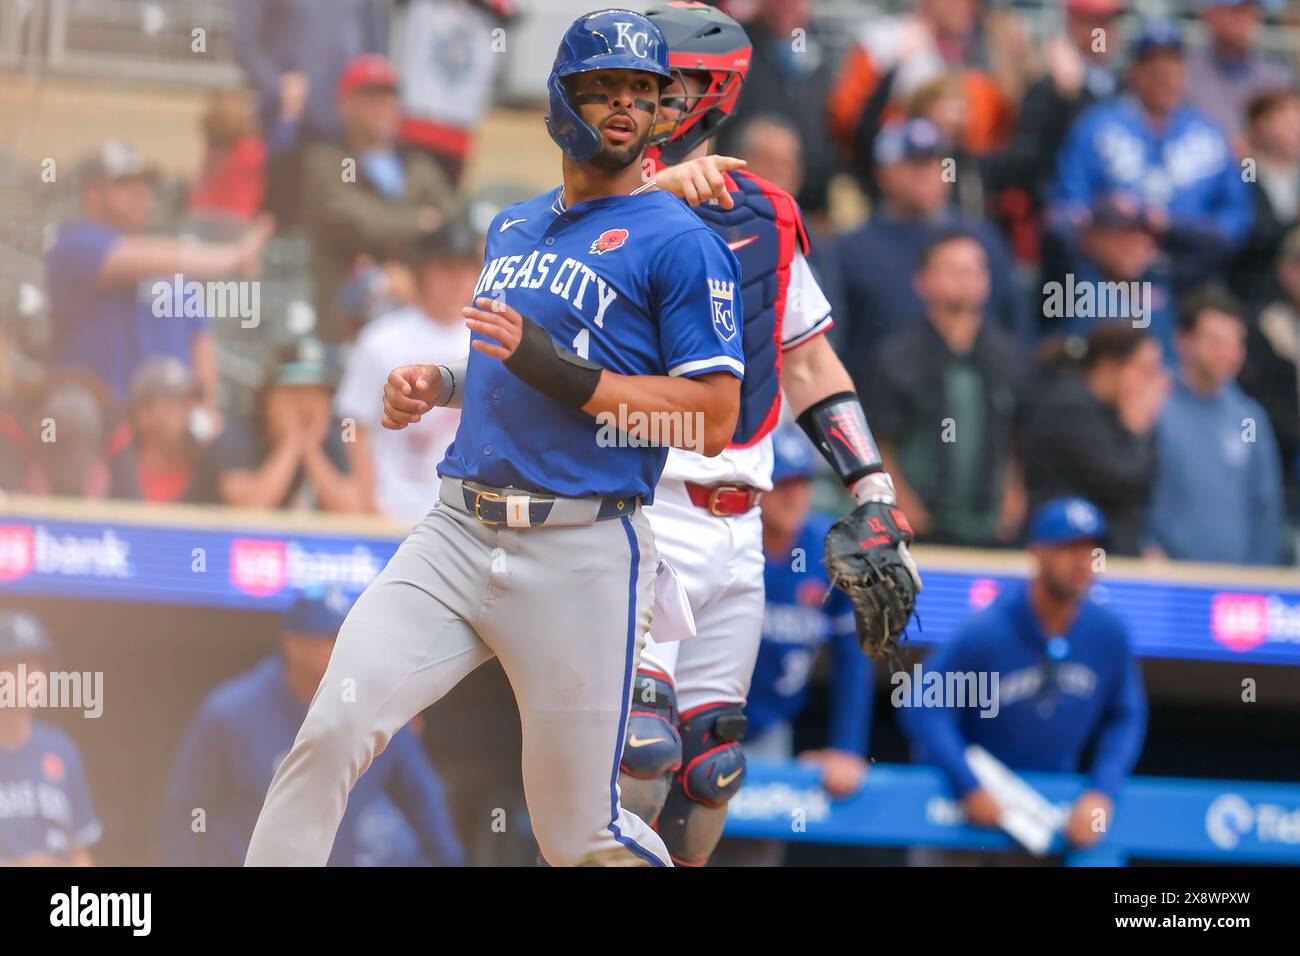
900, 497, 1148, 861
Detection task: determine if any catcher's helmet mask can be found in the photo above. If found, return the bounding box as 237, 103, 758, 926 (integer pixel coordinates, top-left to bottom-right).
646, 2, 752, 165
545, 9, 672, 164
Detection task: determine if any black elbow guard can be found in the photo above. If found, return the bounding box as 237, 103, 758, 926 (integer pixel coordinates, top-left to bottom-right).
502, 312, 604, 409
796, 391, 884, 486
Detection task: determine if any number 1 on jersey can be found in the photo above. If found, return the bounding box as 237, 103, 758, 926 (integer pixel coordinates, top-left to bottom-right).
572, 327, 590, 360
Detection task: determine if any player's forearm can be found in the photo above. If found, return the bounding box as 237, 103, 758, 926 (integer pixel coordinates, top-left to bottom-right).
782, 333, 856, 416
582, 370, 740, 457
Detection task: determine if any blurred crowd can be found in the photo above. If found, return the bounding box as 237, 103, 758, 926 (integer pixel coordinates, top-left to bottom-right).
8, 0, 1300, 869
0, 0, 1297, 571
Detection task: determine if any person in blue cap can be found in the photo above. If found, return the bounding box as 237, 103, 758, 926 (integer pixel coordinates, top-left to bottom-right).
711, 426, 872, 867
1050, 20, 1253, 290
160, 584, 464, 866
899, 497, 1148, 862
0, 611, 101, 866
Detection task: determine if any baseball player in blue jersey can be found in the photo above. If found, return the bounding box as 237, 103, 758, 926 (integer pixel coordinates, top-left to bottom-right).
0, 612, 101, 866
246, 8, 744, 867
164, 586, 463, 866
606, 3, 919, 866
900, 498, 1149, 856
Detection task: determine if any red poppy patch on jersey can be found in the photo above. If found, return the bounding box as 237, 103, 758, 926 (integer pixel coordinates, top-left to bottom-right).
797, 580, 824, 607
589, 228, 629, 255
43, 751, 65, 783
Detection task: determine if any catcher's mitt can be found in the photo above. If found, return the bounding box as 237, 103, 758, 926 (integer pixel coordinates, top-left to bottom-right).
824, 500, 921, 661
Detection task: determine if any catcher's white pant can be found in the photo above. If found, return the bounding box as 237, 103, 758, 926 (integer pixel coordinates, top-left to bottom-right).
245, 479, 671, 867
639, 478, 766, 710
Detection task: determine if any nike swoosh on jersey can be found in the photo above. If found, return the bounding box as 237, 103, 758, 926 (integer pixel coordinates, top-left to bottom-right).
727, 235, 759, 251
627, 735, 667, 748
500, 217, 528, 232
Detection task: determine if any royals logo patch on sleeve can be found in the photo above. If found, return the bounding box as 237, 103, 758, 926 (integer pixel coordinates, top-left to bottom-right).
709, 278, 737, 342
589, 228, 629, 255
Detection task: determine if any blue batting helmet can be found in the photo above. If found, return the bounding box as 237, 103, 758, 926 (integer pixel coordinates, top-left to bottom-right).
545, 9, 671, 162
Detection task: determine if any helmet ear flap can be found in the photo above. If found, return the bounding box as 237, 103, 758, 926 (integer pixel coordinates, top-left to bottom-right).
545, 71, 602, 163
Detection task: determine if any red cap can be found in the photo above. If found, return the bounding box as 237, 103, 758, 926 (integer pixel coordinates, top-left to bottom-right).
337, 55, 399, 99
1066, 0, 1123, 16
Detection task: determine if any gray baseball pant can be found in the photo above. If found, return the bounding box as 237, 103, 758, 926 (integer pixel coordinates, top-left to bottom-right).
245, 477, 671, 867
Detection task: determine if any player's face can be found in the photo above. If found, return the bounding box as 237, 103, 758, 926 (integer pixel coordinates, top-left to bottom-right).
653, 71, 709, 143
1033, 540, 1097, 603
570, 68, 659, 171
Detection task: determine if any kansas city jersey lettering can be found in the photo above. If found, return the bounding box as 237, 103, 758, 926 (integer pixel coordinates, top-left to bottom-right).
439, 186, 744, 502
473, 252, 620, 328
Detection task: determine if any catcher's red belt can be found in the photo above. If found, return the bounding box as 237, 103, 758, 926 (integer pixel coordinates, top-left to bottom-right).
684, 482, 762, 517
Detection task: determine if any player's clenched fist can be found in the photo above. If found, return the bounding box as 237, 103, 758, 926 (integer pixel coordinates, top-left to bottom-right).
382, 364, 440, 430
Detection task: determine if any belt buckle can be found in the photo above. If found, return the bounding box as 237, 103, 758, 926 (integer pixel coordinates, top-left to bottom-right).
708, 484, 743, 517
474, 489, 506, 525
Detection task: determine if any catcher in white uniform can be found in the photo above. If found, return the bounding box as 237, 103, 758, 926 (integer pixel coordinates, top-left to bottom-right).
615, 3, 922, 866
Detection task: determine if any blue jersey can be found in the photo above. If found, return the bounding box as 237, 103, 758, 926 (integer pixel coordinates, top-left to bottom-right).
161, 655, 464, 866
0, 720, 100, 862
439, 186, 744, 501
1051, 96, 1252, 246
747, 516, 871, 754
899, 582, 1148, 798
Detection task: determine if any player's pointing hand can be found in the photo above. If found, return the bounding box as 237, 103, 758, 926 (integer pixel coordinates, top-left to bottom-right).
653, 155, 747, 209
464, 297, 524, 361
382, 363, 439, 430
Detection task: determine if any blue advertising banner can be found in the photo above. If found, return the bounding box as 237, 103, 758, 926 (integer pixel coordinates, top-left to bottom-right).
2, 505, 1298, 665
726, 761, 1300, 865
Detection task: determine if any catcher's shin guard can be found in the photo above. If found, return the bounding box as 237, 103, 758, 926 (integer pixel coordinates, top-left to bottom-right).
618, 670, 681, 826
656, 702, 748, 866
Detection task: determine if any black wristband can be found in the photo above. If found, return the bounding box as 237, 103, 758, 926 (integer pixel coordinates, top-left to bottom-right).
796, 391, 884, 486
502, 313, 604, 409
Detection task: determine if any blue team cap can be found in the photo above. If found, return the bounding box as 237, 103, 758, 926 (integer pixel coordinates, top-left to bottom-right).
873, 118, 947, 166
1028, 498, 1109, 547
0, 611, 54, 662
770, 426, 817, 485
1131, 21, 1185, 60
283, 584, 355, 638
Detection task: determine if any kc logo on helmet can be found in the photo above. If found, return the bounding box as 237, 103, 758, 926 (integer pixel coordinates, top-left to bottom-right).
614, 22, 654, 58
589, 228, 629, 255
